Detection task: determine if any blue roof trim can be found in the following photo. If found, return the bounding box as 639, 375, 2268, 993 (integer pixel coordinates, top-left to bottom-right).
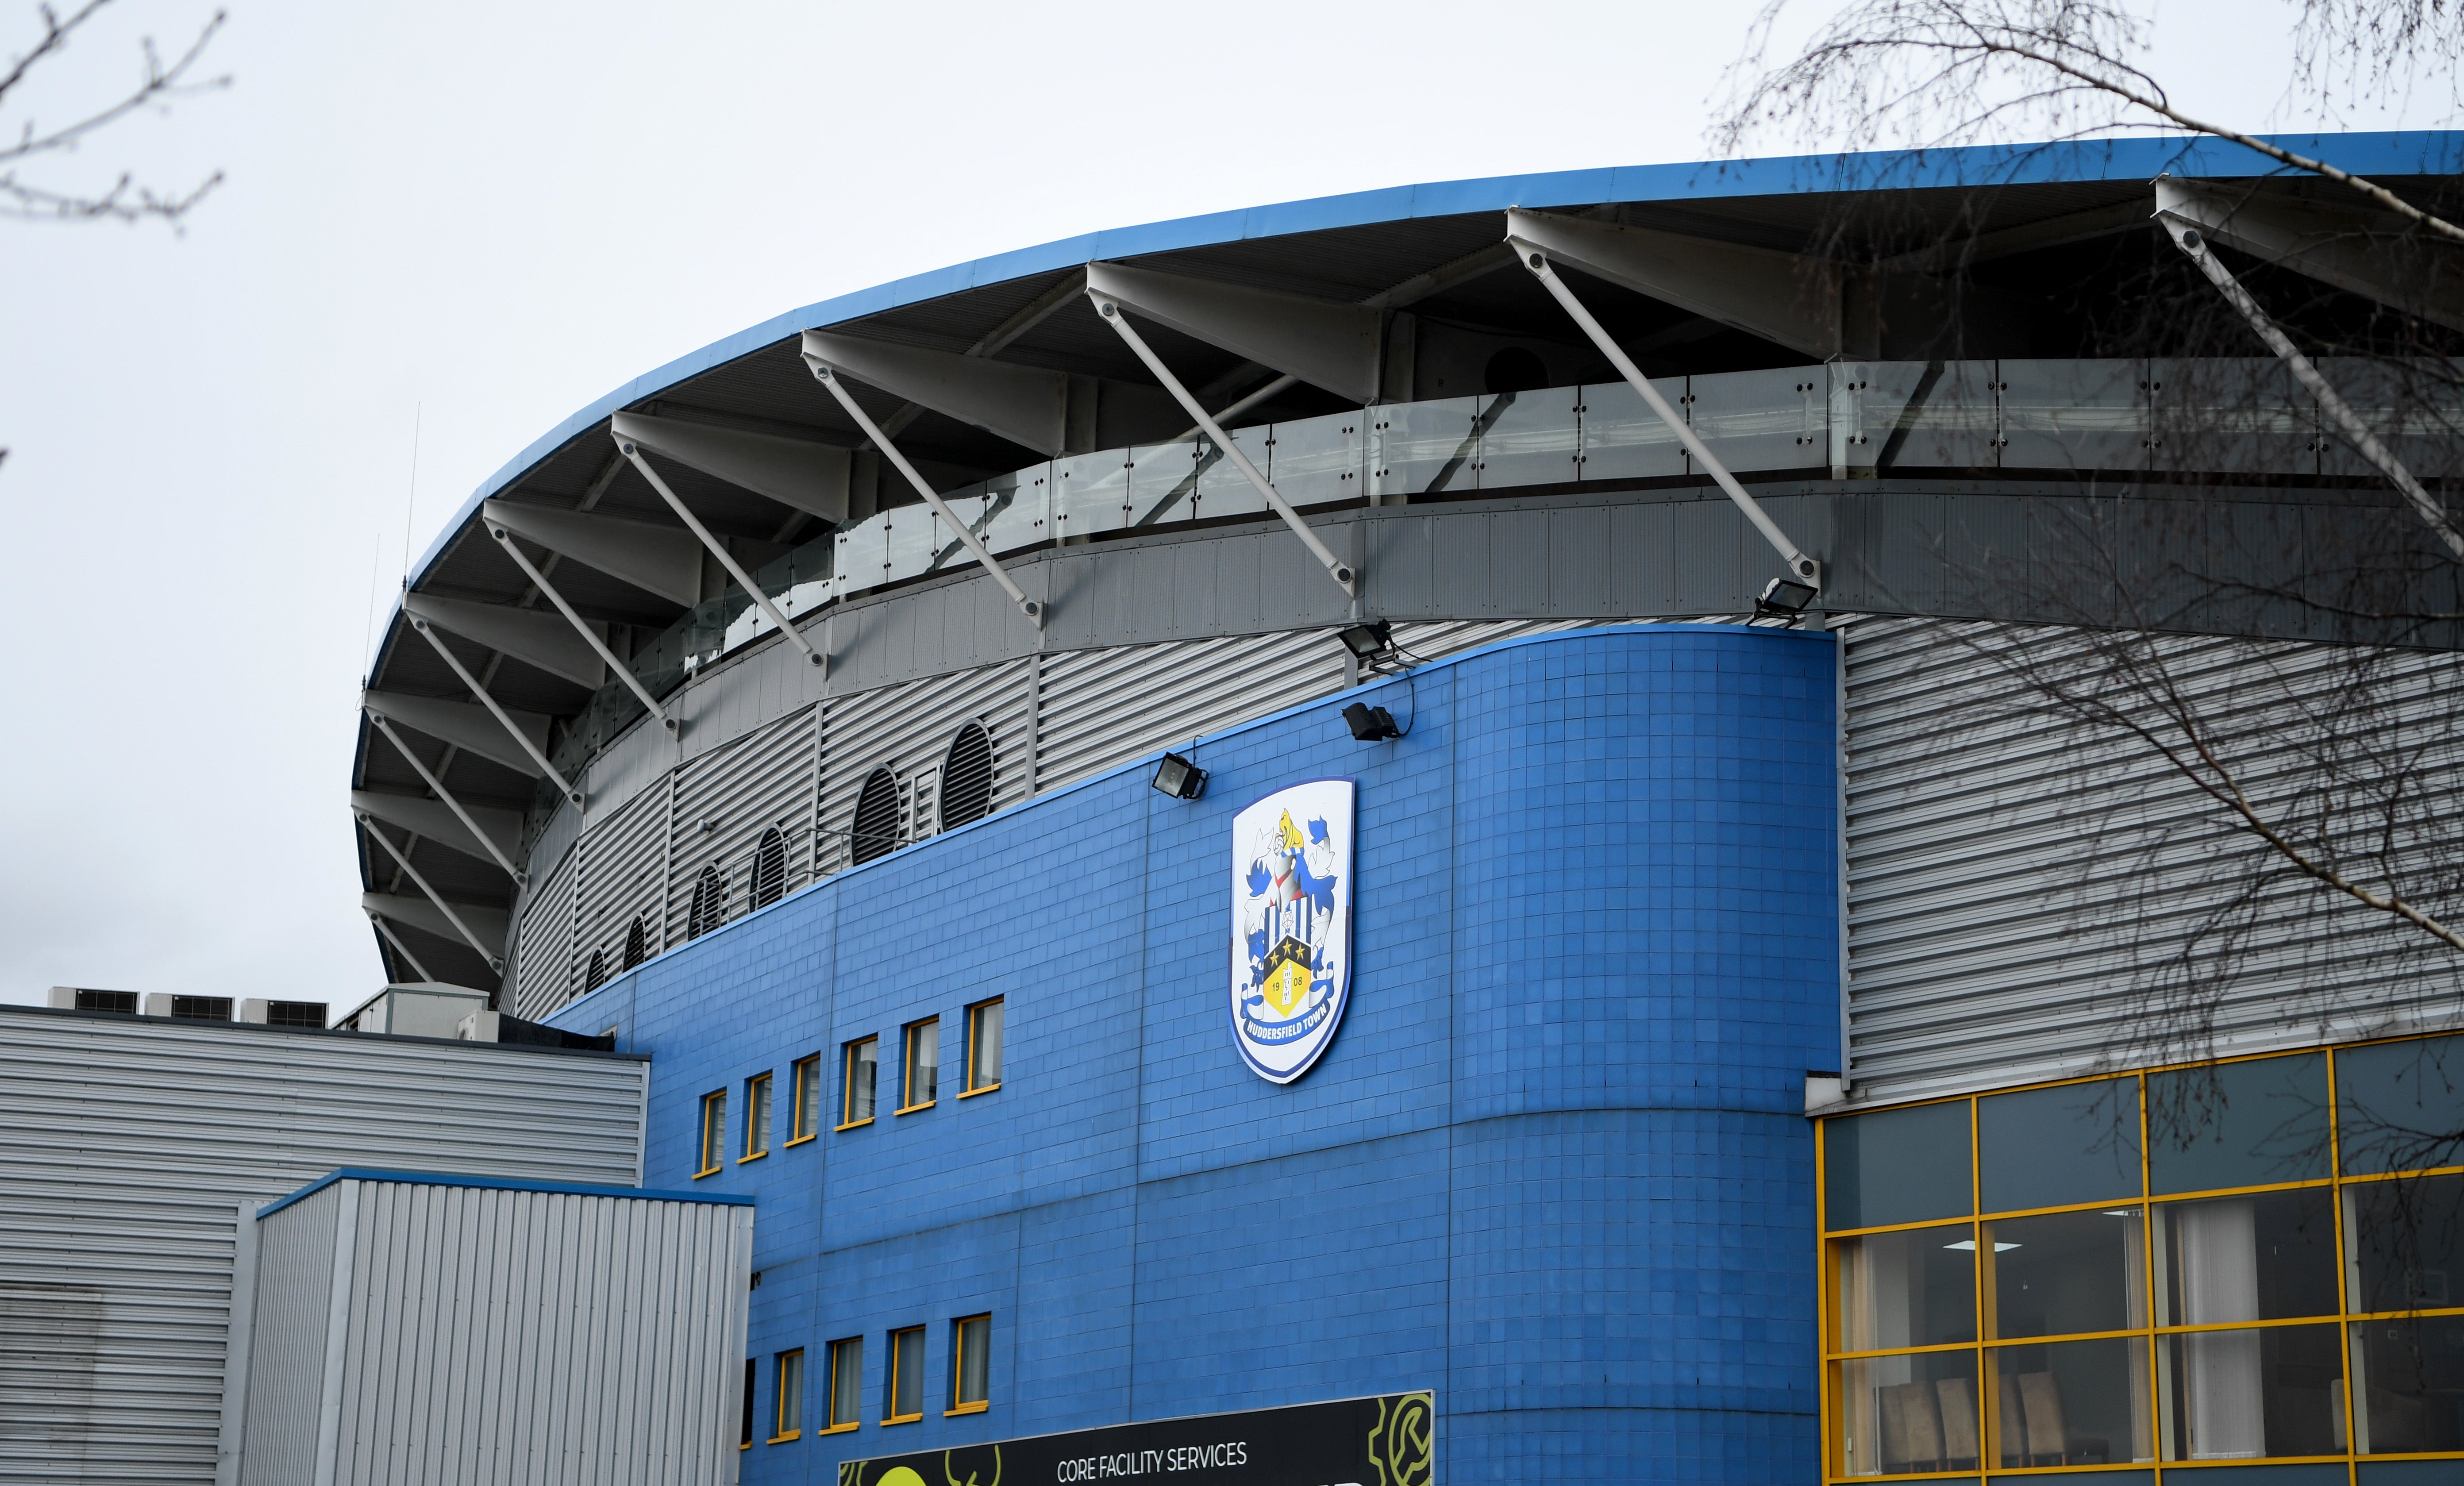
255, 1166, 756, 1220
413, 129, 2464, 584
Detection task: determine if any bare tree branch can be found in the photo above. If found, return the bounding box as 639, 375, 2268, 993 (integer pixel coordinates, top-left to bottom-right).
0, 0, 228, 228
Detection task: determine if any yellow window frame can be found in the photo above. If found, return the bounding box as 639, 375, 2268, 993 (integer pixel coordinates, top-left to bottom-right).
787, 1052, 822, 1146
960, 997, 1002, 1098
768, 1347, 804, 1444
823, 1336, 862, 1433
838, 1036, 878, 1131
947, 1312, 991, 1415
740, 1071, 771, 1163
883, 1324, 925, 1424
898, 1017, 939, 1114
695, 1089, 727, 1178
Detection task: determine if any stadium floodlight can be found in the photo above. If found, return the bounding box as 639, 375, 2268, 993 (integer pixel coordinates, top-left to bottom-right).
1753, 577, 1819, 626
1152, 752, 1208, 800
1336, 621, 1395, 665
1343, 703, 1402, 742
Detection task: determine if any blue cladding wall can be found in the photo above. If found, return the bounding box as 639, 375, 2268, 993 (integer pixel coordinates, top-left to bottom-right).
549, 624, 1840, 1484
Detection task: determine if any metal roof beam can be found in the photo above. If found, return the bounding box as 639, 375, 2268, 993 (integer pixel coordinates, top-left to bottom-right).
1507, 214, 1820, 589
481, 499, 702, 608
358, 879, 509, 971
1082, 262, 1382, 405
365, 714, 526, 881
482, 521, 675, 733
406, 618, 585, 805
608, 410, 848, 523
2156, 177, 2464, 332
1504, 208, 1841, 360
806, 363, 1044, 629
351, 789, 522, 881
361, 689, 552, 781
1086, 287, 1356, 602
800, 329, 1072, 457
366, 912, 438, 984
612, 439, 828, 670
403, 591, 604, 690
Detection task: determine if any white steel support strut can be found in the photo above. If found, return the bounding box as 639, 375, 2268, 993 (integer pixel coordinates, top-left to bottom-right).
485, 523, 676, 733
357, 815, 504, 971
365, 712, 527, 885
366, 912, 437, 984
2156, 212, 2464, 564
807, 364, 1045, 628
1508, 236, 1822, 589
407, 616, 585, 806
614, 437, 830, 668
1086, 288, 1358, 599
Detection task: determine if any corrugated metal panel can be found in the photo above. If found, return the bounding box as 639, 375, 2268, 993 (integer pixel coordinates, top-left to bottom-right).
1842, 616, 2464, 1103
231, 1184, 339, 1486
512, 843, 578, 1019
1036, 629, 1348, 794
818, 660, 1032, 876
0, 1010, 646, 1485
569, 782, 667, 987
259, 1180, 749, 1486
1390, 618, 1595, 664
665, 706, 817, 946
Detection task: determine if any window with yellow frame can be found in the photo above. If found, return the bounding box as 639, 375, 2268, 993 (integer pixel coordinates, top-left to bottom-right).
884, 1324, 925, 1424
949, 1313, 991, 1414
825, 1336, 863, 1432
696, 1089, 727, 1178
769, 1347, 804, 1444
899, 1017, 939, 1113
840, 1036, 878, 1130
741, 1071, 771, 1163
788, 1052, 822, 1145
1816, 1029, 2464, 1483
962, 998, 1003, 1097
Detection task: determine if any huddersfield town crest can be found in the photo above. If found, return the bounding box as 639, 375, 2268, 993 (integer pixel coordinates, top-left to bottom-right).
1230, 779, 1355, 1084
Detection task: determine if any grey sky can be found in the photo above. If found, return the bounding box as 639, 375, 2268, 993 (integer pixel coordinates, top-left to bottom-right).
0, 0, 2435, 1008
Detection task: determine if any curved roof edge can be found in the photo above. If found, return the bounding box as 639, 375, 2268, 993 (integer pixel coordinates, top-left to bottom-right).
419, 130, 2464, 580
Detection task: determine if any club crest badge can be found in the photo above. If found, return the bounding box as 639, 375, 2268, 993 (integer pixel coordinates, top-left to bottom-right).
1229, 778, 1355, 1084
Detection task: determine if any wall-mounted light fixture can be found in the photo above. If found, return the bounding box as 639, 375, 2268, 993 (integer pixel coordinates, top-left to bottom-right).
1336, 620, 1395, 666
1752, 576, 1818, 627
1342, 702, 1402, 742
1152, 752, 1208, 800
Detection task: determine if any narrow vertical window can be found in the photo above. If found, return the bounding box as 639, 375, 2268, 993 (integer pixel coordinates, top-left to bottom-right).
622, 915, 649, 970
900, 1018, 939, 1113
840, 1037, 878, 1129
827, 1336, 863, 1431
584, 948, 609, 994
687, 865, 726, 940
949, 1314, 991, 1414
740, 1357, 756, 1450
788, 1054, 822, 1145
770, 1348, 804, 1443
697, 1089, 727, 1178
963, 998, 1004, 1096
741, 1073, 772, 1162
884, 1325, 925, 1423
752, 827, 788, 909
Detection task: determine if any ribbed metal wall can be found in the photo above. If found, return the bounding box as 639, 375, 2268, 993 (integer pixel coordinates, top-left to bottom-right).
1036, 630, 1347, 793
231, 1184, 339, 1486
236, 1178, 751, 1486
0, 1009, 646, 1486
512, 844, 577, 1020
1842, 616, 2464, 1103
666, 707, 817, 947
817, 659, 1032, 876
568, 783, 667, 1000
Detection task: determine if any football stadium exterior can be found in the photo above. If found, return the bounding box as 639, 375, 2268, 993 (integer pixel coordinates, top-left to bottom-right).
26, 130, 2464, 1486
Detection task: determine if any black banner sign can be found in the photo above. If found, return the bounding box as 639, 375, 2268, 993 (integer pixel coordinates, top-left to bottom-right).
835, 1391, 1434, 1486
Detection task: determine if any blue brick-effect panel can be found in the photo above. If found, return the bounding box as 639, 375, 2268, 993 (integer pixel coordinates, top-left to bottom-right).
547, 624, 1840, 1486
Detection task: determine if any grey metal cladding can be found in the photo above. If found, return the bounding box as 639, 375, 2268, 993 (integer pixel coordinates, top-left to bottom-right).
1840, 616, 2464, 1104
248, 1179, 750, 1486
571, 782, 667, 989
819, 660, 1032, 873
1036, 630, 1347, 796
513, 845, 578, 1020
0, 1010, 644, 1485
666, 705, 819, 945
233, 1183, 340, 1486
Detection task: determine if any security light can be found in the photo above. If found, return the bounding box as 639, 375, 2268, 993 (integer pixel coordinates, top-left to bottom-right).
1753, 576, 1819, 626
1152, 752, 1207, 800
1343, 702, 1402, 742
1336, 620, 1395, 663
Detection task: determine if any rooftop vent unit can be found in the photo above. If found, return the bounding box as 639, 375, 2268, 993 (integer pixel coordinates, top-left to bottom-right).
48, 986, 137, 1015
146, 994, 234, 1021
241, 999, 329, 1028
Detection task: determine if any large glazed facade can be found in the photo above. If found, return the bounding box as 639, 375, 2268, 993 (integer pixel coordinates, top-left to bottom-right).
546, 623, 1843, 1482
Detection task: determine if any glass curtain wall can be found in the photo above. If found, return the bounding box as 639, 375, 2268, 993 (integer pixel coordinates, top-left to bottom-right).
1821, 1030, 2464, 1486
